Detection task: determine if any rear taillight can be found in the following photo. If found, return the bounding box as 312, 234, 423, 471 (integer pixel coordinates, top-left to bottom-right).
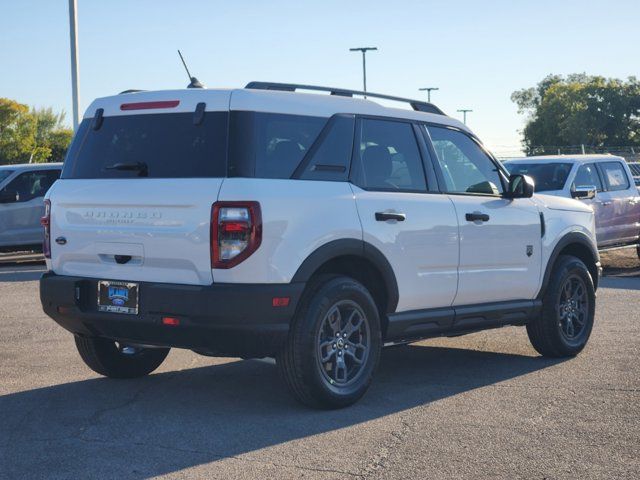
211, 202, 262, 269
41, 199, 51, 259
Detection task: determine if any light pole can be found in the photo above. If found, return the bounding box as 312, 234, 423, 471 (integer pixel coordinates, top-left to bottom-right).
419, 87, 439, 103
68, 0, 80, 131
349, 47, 377, 97
457, 109, 472, 124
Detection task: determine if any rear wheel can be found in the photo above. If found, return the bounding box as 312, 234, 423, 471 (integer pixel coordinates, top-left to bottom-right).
74, 336, 169, 378
277, 276, 382, 409
527, 255, 595, 357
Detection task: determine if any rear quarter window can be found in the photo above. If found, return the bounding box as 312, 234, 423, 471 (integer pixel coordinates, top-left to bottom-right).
229, 112, 326, 179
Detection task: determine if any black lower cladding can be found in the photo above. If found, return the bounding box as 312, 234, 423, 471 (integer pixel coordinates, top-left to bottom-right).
40, 272, 305, 357
385, 299, 542, 343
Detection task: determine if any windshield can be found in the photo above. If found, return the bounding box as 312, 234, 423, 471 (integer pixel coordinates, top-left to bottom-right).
0, 170, 14, 183
505, 162, 572, 192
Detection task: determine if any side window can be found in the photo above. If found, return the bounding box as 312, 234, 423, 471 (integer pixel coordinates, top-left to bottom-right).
299, 115, 355, 181
250, 113, 326, 179
427, 126, 503, 195
352, 118, 427, 192
1, 170, 60, 202
572, 164, 602, 191
600, 162, 630, 191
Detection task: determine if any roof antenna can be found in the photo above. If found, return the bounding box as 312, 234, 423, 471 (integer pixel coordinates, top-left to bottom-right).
178, 50, 205, 89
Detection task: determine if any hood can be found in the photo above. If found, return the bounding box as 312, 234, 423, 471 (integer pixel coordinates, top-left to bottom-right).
532, 193, 594, 214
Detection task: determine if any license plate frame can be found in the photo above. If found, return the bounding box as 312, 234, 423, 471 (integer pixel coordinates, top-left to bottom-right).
97, 280, 139, 315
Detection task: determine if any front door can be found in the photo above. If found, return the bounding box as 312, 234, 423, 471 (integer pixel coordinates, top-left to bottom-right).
425, 125, 542, 306
0, 170, 59, 247
351, 118, 459, 313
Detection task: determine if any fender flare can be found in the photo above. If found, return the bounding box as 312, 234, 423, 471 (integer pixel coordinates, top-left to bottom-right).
291, 239, 399, 313
538, 231, 600, 298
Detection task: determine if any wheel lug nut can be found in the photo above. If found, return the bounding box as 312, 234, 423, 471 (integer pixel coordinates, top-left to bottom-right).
333, 343, 336, 349
338, 351, 342, 356
343, 333, 347, 338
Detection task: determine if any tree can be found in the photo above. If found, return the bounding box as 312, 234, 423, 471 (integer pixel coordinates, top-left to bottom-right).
0, 99, 73, 165
511, 75, 640, 154
0, 98, 37, 164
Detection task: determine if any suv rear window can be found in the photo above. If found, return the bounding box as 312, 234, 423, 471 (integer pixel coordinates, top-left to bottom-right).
62, 112, 228, 179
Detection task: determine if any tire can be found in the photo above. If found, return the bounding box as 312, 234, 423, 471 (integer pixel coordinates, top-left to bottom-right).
527, 255, 595, 357
74, 336, 170, 378
277, 275, 382, 409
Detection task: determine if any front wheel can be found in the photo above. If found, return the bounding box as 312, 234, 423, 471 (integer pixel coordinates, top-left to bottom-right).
277, 276, 382, 409
527, 255, 595, 357
75, 336, 170, 378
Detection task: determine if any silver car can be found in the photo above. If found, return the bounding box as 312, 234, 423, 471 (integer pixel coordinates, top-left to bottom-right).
0, 163, 62, 251
504, 155, 640, 252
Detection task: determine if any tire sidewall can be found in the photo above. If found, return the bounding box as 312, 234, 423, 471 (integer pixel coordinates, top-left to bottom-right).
543, 256, 596, 355
294, 277, 382, 407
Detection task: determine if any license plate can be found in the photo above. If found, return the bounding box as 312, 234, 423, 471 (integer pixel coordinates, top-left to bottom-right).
97, 281, 139, 315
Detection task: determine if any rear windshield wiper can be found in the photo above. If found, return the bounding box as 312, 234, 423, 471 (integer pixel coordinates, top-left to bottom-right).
105, 162, 148, 177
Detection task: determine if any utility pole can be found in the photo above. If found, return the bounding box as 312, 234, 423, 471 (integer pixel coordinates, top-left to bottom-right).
457, 109, 472, 124
418, 87, 439, 103
349, 47, 378, 97
68, 0, 80, 131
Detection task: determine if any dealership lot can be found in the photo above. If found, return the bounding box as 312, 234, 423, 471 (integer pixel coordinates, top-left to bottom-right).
0, 255, 638, 479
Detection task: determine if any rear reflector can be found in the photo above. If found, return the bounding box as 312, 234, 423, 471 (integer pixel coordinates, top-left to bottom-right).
120, 100, 180, 111
162, 316, 180, 326
272, 297, 290, 307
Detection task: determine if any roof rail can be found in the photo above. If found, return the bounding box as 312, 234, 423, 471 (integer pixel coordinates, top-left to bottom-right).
119, 89, 145, 94
245, 81, 445, 116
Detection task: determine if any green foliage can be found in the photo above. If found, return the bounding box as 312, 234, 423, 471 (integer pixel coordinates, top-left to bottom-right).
511, 75, 640, 154
0, 99, 73, 165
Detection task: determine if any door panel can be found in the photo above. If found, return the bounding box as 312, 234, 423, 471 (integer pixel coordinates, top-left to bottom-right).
0, 170, 59, 247
425, 125, 541, 306
354, 188, 459, 312
448, 195, 542, 305
597, 161, 640, 245
351, 118, 459, 312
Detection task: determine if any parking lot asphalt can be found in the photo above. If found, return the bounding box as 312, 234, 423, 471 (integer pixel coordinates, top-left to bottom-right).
0, 264, 638, 480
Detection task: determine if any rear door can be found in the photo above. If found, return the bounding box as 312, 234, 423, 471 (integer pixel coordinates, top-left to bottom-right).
425, 125, 542, 306
351, 117, 459, 313
50, 91, 231, 285
596, 160, 640, 245
0, 169, 60, 247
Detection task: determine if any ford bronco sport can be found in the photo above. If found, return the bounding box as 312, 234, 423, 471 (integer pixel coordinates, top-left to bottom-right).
40, 82, 601, 408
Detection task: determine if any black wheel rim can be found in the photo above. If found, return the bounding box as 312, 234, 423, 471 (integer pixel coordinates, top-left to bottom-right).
557, 274, 589, 340
316, 300, 370, 387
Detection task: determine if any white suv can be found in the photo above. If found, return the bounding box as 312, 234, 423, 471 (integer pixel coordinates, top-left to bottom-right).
40, 82, 601, 408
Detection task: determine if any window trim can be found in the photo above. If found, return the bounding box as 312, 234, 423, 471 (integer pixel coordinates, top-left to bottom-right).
595, 161, 630, 192
348, 115, 431, 194
290, 113, 354, 180
421, 124, 508, 197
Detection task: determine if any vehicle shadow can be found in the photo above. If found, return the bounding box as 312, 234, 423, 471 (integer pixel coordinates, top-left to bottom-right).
0, 344, 564, 478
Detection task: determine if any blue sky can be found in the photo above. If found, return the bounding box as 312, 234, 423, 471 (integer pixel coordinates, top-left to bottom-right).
1, 0, 638, 155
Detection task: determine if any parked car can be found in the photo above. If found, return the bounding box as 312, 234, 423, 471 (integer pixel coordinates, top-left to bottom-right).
627, 161, 640, 189
40, 83, 600, 408
505, 155, 640, 256
0, 163, 62, 251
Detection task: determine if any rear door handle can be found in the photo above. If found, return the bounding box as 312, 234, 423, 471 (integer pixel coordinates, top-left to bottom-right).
465, 212, 490, 222
375, 212, 406, 222
596, 201, 612, 206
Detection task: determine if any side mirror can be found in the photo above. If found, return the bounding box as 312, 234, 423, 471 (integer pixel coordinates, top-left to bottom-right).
0, 190, 18, 203
505, 174, 534, 199
571, 185, 597, 200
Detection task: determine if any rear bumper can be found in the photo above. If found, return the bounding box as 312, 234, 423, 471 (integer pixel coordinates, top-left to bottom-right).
40, 272, 305, 357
